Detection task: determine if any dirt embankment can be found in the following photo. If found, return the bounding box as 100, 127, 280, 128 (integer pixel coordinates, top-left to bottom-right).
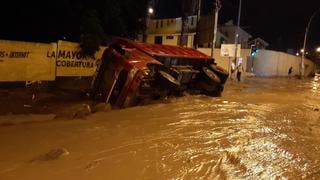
0, 83, 112, 125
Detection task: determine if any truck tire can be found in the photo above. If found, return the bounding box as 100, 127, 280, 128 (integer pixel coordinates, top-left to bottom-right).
209, 65, 229, 84
158, 70, 181, 88
202, 66, 221, 84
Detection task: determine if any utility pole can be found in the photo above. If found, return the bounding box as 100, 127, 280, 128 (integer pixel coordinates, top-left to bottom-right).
211, 0, 221, 57
233, 0, 242, 65
180, 0, 189, 46
194, 0, 202, 48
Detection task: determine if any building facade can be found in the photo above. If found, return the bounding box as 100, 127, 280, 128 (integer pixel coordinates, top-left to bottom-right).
146, 16, 197, 48
217, 20, 252, 49
145, 16, 268, 50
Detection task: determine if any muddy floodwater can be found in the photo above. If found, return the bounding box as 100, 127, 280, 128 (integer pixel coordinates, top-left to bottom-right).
0, 77, 320, 179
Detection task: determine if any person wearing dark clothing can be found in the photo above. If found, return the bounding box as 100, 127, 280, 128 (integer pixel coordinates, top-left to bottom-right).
288, 67, 293, 78
236, 63, 244, 82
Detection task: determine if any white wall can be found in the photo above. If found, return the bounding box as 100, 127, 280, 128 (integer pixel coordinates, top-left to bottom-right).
198, 48, 316, 77
252, 50, 315, 77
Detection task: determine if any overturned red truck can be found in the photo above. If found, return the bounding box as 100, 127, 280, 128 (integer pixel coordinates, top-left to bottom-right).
91, 38, 229, 108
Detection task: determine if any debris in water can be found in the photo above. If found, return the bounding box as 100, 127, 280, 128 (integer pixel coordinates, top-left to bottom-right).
31, 148, 69, 162
85, 159, 101, 171
72, 104, 92, 119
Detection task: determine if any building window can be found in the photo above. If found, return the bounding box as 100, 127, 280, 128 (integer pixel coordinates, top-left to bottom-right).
156, 21, 159, 29
191, 17, 194, 26
166, 36, 174, 40
155, 36, 163, 44
167, 20, 170, 26
160, 20, 163, 28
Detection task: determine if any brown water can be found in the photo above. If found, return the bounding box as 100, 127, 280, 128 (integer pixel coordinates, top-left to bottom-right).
0, 77, 320, 179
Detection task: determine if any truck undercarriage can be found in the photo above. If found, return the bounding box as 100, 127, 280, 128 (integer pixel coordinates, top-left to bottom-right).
91, 38, 229, 108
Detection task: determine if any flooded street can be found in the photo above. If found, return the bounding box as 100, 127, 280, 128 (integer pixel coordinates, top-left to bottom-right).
1, 77, 320, 179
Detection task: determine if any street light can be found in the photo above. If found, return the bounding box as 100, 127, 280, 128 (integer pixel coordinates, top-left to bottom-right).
148, 7, 154, 15
317, 47, 320, 59
301, 8, 320, 79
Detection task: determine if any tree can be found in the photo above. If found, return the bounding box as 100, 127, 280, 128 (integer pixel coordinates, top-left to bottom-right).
79, 10, 106, 58
98, 0, 150, 38
76, 0, 151, 56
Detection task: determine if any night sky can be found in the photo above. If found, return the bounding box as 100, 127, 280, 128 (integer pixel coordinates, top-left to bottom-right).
0, 0, 319, 51
0, 1, 79, 42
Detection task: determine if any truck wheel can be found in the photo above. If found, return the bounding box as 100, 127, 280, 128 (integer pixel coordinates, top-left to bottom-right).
158, 70, 181, 88
202, 66, 221, 84
209, 65, 229, 84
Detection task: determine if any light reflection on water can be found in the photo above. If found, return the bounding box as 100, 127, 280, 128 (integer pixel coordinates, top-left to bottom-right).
1, 77, 320, 179
106, 77, 320, 179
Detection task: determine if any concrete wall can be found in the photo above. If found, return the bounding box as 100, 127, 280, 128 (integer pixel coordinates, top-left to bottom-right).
198, 48, 250, 72
198, 48, 316, 77
252, 50, 315, 77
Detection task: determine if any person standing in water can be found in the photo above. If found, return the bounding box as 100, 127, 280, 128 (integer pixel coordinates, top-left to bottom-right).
236, 63, 244, 82
288, 66, 293, 79
230, 61, 236, 80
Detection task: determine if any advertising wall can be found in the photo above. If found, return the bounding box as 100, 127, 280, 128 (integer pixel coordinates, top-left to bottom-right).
0, 40, 56, 81
53, 41, 106, 77
0, 40, 107, 82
